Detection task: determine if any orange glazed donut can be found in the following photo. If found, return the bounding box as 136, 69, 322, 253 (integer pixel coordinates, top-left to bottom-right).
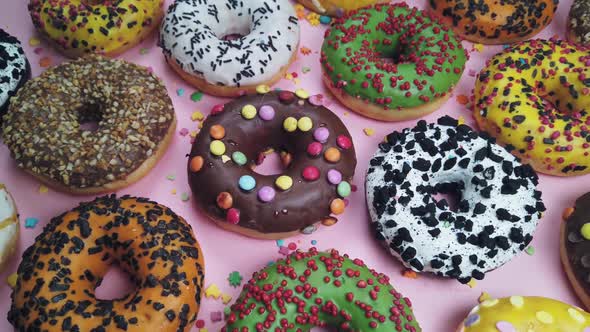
8, 195, 205, 332
429, 0, 558, 44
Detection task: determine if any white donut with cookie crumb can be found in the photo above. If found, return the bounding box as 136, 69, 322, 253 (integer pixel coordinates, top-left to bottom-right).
366, 116, 545, 283
0, 184, 18, 272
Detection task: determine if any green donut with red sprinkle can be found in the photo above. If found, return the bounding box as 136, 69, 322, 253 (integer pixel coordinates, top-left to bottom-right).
321, 2, 467, 121
222, 248, 421, 331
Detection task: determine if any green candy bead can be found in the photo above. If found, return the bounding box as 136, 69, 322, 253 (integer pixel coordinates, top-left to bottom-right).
232, 151, 247, 166
337, 181, 351, 197
581, 223, 590, 240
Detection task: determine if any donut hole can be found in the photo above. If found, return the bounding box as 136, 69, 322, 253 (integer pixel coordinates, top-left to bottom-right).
94, 263, 135, 300
77, 103, 103, 132
252, 150, 289, 176
217, 22, 251, 41
431, 182, 462, 212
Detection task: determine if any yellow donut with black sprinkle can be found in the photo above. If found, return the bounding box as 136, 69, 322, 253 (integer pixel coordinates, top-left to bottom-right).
474, 39, 590, 176
28, 0, 164, 58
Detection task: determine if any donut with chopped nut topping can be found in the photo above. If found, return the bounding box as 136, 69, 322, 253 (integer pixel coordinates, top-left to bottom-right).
1, 55, 176, 194
8, 195, 205, 332
568, 0, 590, 46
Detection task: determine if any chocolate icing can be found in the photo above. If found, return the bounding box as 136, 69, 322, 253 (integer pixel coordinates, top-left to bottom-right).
187, 91, 357, 235
564, 192, 590, 294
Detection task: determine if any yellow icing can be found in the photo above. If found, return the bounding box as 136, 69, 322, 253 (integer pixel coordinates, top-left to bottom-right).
461, 296, 590, 331
305, 0, 387, 14
29, 0, 162, 56
473, 40, 590, 176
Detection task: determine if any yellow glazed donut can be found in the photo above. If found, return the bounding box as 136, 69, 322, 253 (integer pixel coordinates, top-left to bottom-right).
457, 296, 590, 331
297, 0, 390, 16
474, 39, 590, 176
28, 0, 164, 58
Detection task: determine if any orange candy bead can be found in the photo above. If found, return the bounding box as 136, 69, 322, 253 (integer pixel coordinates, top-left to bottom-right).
330, 198, 345, 215
190, 156, 204, 172
324, 147, 341, 163
210, 125, 226, 139
216, 192, 233, 209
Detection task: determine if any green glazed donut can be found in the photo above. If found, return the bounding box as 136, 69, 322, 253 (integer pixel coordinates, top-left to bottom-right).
321, 2, 467, 121
222, 248, 421, 331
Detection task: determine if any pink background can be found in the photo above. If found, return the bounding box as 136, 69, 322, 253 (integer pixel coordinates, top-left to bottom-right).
0, 0, 586, 330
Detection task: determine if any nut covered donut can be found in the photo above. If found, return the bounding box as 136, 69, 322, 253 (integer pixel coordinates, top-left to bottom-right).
429, 0, 558, 44
8, 195, 205, 332
568, 0, 590, 46
188, 90, 356, 239
366, 117, 545, 283
321, 3, 467, 121
457, 296, 590, 331
160, 0, 300, 97
28, 0, 164, 57
561, 192, 590, 310
2, 55, 176, 194
223, 248, 421, 331
474, 39, 590, 176
0, 29, 30, 121
296, 0, 389, 16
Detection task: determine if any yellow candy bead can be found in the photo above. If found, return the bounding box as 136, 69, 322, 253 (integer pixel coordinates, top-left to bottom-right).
256, 85, 270, 94
210, 140, 226, 156
297, 117, 313, 132
283, 117, 298, 132
241, 104, 257, 119
581, 223, 590, 240
275, 175, 293, 191
536, 311, 553, 324
295, 88, 309, 99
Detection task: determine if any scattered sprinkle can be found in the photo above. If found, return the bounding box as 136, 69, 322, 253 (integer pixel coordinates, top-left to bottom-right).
525, 246, 535, 256
204, 284, 221, 299
177, 88, 185, 97
363, 128, 375, 136
195, 320, 205, 328
301, 66, 311, 74
402, 269, 418, 279
221, 293, 232, 304
33, 47, 43, 55
6, 273, 17, 288
311, 240, 317, 245
38, 185, 48, 194
39, 56, 52, 68
300, 46, 311, 55
467, 278, 477, 288
210, 311, 223, 322
473, 43, 483, 52
458, 116, 465, 125
276, 239, 284, 247
25, 217, 39, 229
456, 94, 469, 105
28, 37, 40, 46
468, 69, 477, 77
139, 48, 149, 55
479, 292, 491, 302
306, 12, 320, 26
166, 174, 176, 181
319, 15, 331, 25
228, 271, 243, 287
171, 189, 177, 195
191, 91, 203, 102
278, 246, 290, 255
191, 111, 204, 121
181, 192, 190, 202
179, 128, 189, 136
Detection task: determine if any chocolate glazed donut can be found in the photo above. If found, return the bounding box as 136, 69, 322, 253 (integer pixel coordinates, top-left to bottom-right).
187, 91, 357, 239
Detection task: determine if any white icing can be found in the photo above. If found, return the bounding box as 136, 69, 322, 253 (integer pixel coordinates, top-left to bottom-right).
366, 120, 543, 281
160, 0, 300, 87
0, 30, 28, 109
0, 187, 17, 263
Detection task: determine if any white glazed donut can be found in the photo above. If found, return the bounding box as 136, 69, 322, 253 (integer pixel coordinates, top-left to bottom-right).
0, 29, 30, 118
366, 116, 546, 283
0, 184, 18, 272
159, 0, 300, 96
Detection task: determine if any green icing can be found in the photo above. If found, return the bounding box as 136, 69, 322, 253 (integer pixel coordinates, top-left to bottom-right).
223, 249, 421, 331
321, 3, 467, 109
